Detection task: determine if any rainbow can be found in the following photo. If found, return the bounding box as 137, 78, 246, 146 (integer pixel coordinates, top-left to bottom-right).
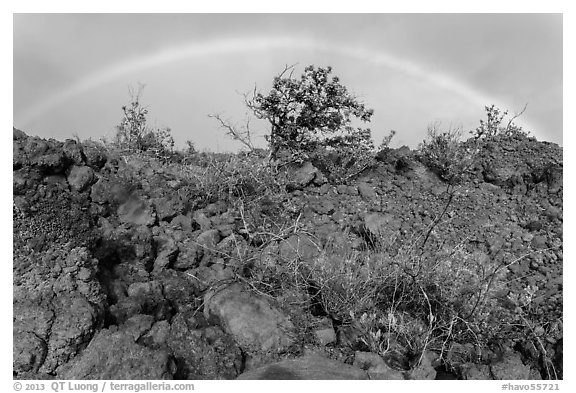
16, 35, 534, 132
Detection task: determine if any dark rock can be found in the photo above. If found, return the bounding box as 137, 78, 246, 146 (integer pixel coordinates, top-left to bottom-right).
13, 245, 106, 376
122, 314, 155, 341
81, 141, 108, 169
90, 178, 131, 205
461, 363, 492, 379
278, 234, 321, 262
156, 269, 200, 312
363, 212, 401, 240
309, 198, 335, 215
196, 229, 221, 258
153, 234, 179, 271
13, 127, 27, 140
166, 313, 242, 379
140, 320, 171, 348
62, 139, 85, 166
59, 328, 175, 379
170, 214, 194, 231
173, 238, 202, 270
354, 351, 405, 380
531, 235, 547, 249
13, 331, 47, 374
406, 351, 437, 380
192, 211, 211, 231
187, 264, 234, 292
287, 162, 325, 190
313, 318, 336, 346
117, 195, 156, 226
237, 355, 368, 380
490, 351, 531, 380
152, 197, 183, 222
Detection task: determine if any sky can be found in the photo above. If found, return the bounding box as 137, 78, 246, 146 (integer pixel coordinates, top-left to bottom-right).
13, 13, 563, 151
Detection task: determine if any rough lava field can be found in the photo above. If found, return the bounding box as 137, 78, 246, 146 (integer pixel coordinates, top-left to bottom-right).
13, 127, 562, 380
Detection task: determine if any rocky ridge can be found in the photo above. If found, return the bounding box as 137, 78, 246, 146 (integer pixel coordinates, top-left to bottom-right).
13, 128, 562, 380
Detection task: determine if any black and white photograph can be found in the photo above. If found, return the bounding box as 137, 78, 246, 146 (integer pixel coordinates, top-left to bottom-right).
10, 5, 565, 389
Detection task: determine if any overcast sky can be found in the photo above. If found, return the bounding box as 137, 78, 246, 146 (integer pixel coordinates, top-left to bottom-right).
13, 13, 563, 151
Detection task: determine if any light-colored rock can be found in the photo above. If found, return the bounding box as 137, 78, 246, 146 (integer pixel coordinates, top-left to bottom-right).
204, 283, 294, 353
67, 165, 94, 192
237, 355, 368, 380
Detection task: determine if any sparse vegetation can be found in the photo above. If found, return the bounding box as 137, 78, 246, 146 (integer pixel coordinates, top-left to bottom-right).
111, 84, 175, 156
472, 104, 530, 140
418, 123, 476, 185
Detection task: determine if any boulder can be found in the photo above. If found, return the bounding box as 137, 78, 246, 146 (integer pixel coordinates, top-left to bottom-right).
81, 141, 108, 169
62, 139, 85, 166
166, 313, 242, 379
13, 331, 47, 374
237, 355, 368, 380
13, 246, 105, 376
67, 165, 95, 192
59, 328, 175, 379
204, 283, 294, 353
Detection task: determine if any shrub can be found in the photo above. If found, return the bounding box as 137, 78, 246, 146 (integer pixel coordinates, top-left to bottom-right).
113, 86, 175, 155
418, 123, 476, 184
246, 65, 375, 163
471, 104, 530, 140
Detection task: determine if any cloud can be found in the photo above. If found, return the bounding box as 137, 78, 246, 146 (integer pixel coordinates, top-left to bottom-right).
17, 35, 538, 134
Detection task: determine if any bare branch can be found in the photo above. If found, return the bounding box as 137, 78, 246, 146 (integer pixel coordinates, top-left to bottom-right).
277, 63, 298, 79
208, 113, 255, 152
506, 103, 528, 131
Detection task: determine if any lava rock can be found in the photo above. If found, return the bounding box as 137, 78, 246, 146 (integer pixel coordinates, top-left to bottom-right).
237, 355, 368, 380
204, 283, 294, 353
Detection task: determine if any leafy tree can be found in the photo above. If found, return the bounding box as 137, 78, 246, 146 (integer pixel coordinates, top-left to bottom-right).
246, 65, 375, 160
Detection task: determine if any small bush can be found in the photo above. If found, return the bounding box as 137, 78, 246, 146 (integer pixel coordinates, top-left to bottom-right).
113, 86, 175, 155
418, 123, 476, 184
471, 104, 530, 140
